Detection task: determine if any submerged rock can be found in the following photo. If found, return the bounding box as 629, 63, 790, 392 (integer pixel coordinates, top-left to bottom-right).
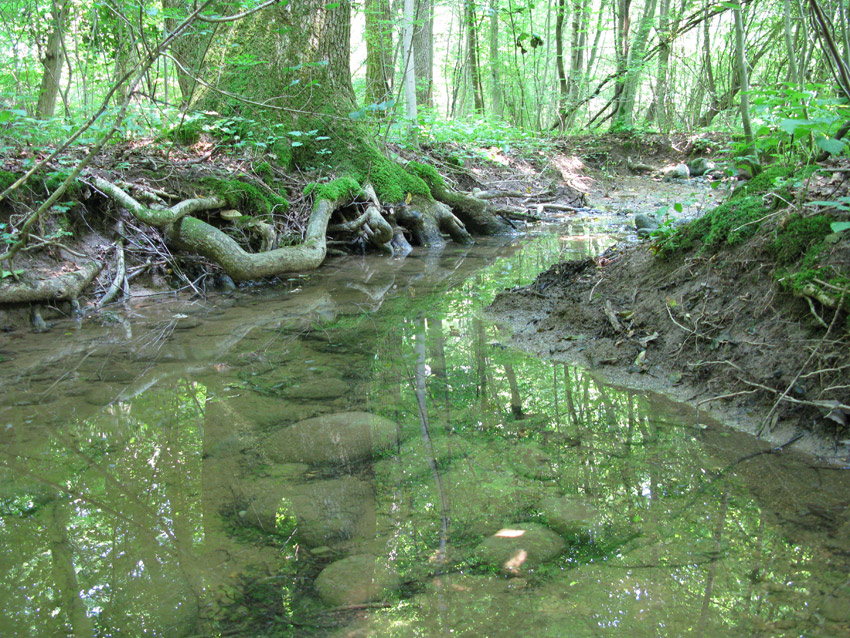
539, 495, 601, 538
314, 554, 400, 606
241, 476, 374, 546
282, 376, 349, 401
474, 522, 565, 575
510, 441, 558, 479
264, 411, 398, 465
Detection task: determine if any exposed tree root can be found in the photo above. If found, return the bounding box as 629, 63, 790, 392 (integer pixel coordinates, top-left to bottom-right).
93, 176, 348, 281
0, 260, 102, 304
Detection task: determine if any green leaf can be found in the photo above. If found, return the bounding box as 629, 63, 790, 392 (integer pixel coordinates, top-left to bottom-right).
0, 110, 13, 123
1, 269, 24, 279
831, 222, 850, 234
291, 141, 303, 147
719, 1, 739, 9
815, 137, 847, 156
673, 202, 683, 213
778, 118, 814, 135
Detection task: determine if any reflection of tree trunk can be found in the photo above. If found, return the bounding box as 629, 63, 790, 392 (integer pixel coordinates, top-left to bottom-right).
427, 317, 453, 434
696, 486, 729, 637
742, 513, 764, 615
46, 498, 95, 637
35, 0, 70, 118
414, 316, 450, 560
552, 363, 561, 431
474, 318, 491, 412
504, 361, 523, 418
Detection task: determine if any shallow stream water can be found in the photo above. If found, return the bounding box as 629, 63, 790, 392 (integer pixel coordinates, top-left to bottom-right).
1, 221, 848, 638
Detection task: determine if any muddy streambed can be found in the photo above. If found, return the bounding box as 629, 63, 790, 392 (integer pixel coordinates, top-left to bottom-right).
1, 218, 848, 638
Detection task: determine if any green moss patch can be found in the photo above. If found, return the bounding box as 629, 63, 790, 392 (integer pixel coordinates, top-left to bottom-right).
771, 214, 832, 265
204, 177, 289, 217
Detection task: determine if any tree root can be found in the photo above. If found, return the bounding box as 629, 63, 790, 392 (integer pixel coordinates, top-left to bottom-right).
0, 260, 102, 304
93, 177, 347, 281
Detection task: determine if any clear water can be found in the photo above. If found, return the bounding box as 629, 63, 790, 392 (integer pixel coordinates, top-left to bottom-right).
1, 222, 848, 638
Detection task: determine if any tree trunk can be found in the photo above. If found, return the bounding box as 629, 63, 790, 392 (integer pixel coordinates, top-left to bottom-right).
555, 0, 568, 126
403, 0, 419, 137
35, 0, 70, 118
413, 0, 434, 107
466, 0, 485, 113
732, 0, 754, 146
612, 0, 658, 129
610, 0, 632, 124
365, 0, 394, 105
489, 0, 504, 117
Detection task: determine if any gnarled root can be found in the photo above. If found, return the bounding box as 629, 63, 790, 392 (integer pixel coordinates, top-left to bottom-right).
94, 177, 346, 281
0, 260, 103, 304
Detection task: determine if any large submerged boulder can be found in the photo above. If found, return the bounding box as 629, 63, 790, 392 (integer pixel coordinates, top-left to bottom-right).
539, 495, 601, 539
314, 554, 400, 606
474, 522, 565, 575
264, 411, 398, 465
241, 476, 374, 546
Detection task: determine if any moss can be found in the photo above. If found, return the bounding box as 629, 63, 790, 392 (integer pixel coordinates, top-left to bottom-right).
0, 170, 16, 193
204, 178, 289, 217
304, 176, 361, 202
408, 161, 446, 191
771, 214, 832, 265
729, 164, 812, 201
254, 161, 274, 183
655, 195, 770, 256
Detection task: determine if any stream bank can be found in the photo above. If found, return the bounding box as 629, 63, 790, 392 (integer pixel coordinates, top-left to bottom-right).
489, 156, 850, 463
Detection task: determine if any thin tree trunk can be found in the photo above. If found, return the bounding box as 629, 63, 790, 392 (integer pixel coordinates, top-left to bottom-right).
732, 0, 754, 146
366, 0, 394, 105
403, 0, 419, 137
489, 0, 504, 116
35, 0, 70, 118
613, 0, 658, 128
466, 0, 486, 113
414, 0, 434, 107
555, 0, 568, 126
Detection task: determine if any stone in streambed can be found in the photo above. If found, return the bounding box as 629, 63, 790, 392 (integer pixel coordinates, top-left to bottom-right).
539, 495, 601, 539
314, 554, 400, 606
634, 213, 660, 237
264, 411, 398, 464
242, 476, 373, 546
474, 522, 565, 576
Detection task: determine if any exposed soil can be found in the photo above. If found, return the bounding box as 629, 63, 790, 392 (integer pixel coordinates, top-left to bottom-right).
489, 152, 850, 464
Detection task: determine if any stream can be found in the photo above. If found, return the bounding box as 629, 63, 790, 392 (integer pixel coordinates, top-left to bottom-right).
1, 218, 848, 638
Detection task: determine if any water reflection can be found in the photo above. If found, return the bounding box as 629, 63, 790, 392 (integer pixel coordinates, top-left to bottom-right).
0, 225, 848, 637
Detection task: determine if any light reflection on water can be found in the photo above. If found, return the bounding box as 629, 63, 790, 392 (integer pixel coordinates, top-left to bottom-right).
0, 224, 848, 638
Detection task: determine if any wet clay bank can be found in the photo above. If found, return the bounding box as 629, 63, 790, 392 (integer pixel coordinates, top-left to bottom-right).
489, 163, 850, 464
2, 221, 850, 638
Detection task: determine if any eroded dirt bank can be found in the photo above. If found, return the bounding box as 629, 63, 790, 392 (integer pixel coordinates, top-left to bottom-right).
489, 164, 850, 464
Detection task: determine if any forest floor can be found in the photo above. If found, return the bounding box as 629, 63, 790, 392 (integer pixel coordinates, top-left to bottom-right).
488, 136, 850, 464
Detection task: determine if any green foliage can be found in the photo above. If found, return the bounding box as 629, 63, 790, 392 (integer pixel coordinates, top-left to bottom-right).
750, 83, 850, 161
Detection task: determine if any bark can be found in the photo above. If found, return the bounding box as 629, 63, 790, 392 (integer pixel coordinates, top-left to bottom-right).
94, 178, 346, 281
403, 0, 419, 136
612, 0, 658, 129
35, 0, 70, 118
365, 0, 394, 105
0, 261, 102, 304
414, 0, 434, 107
466, 0, 485, 113
732, 0, 754, 146
163, 0, 218, 104
489, 0, 503, 117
